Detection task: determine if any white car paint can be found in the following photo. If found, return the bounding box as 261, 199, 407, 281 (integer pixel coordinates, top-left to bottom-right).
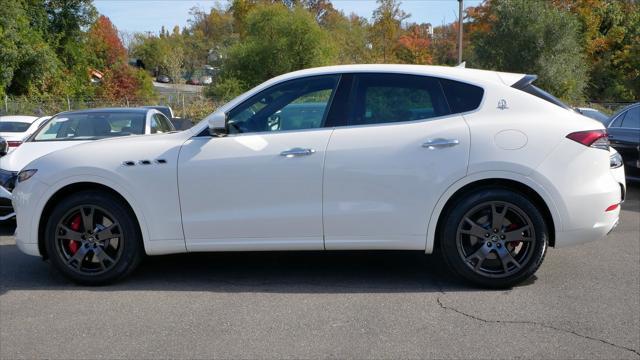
12, 65, 623, 263
0, 116, 50, 153
0, 108, 172, 220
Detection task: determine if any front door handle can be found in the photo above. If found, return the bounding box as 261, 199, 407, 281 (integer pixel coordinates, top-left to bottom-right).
422, 138, 460, 150
280, 147, 316, 157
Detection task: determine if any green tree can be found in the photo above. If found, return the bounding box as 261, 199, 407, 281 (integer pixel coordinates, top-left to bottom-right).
471, 0, 588, 103
0, 0, 64, 97
322, 12, 373, 64
370, 0, 409, 62
551, 0, 639, 101
216, 3, 335, 96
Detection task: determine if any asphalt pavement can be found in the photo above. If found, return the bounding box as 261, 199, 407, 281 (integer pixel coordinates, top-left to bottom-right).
1, 186, 639, 359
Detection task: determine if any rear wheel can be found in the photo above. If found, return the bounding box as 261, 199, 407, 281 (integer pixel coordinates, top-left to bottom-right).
44, 191, 143, 285
439, 188, 548, 288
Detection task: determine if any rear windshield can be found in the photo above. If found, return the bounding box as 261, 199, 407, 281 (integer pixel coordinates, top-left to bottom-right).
512, 76, 572, 110
0, 122, 31, 132
33, 112, 146, 141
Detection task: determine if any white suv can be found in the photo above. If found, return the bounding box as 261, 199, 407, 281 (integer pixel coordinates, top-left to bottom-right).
12, 65, 624, 287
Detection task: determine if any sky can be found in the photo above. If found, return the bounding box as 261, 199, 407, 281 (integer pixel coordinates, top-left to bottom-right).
94, 0, 483, 34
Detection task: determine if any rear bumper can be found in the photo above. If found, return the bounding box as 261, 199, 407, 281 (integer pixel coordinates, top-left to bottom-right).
554, 205, 620, 247
534, 140, 623, 248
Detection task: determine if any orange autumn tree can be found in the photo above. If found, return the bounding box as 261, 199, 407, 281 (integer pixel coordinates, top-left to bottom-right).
87, 15, 154, 101
87, 16, 127, 68
396, 23, 432, 64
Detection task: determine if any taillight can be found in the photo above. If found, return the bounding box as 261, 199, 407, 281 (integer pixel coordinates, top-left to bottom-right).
566, 130, 609, 150
7, 141, 22, 148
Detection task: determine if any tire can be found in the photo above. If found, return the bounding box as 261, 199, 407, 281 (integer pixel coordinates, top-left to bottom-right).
439, 188, 548, 289
44, 190, 143, 285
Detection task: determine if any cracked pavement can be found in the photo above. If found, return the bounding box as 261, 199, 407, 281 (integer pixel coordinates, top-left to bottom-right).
1, 186, 639, 359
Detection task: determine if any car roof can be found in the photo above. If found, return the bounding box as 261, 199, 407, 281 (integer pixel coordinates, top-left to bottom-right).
55, 107, 151, 116
142, 106, 171, 110
264, 64, 526, 88
0, 115, 39, 123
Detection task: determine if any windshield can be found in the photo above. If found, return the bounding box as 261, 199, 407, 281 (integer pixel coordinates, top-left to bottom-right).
33, 112, 146, 141
0, 122, 32, 133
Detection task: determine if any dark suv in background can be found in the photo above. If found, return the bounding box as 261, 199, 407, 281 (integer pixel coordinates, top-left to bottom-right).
606, 103, 640, 181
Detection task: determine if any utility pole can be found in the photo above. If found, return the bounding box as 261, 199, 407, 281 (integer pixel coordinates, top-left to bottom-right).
458, 0, 463, 65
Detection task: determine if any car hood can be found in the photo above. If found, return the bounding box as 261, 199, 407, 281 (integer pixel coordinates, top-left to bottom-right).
23, 132, 191, 187
0, 141, 89, 172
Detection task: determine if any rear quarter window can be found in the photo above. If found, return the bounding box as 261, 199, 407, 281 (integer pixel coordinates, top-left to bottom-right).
439, 79, 484, 113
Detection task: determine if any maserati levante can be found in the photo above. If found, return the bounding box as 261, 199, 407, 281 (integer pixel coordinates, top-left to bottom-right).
12, 65, 624, 287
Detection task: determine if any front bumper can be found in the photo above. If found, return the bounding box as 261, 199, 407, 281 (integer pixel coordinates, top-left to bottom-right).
13, 177, 50, 257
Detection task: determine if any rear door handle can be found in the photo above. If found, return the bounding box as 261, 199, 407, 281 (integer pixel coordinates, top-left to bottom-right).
422, 138, 460, 150
280, 148, 316, 157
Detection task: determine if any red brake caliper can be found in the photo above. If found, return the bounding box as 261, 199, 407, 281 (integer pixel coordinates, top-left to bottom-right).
506, 223, 521, 248
67, 214, 82, 255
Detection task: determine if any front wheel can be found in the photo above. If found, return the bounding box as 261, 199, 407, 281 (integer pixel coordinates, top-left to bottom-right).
439, 188, 548, 288
44, 190, 143, 285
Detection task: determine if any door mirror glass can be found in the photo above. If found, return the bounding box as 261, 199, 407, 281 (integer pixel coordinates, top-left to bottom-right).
207, 112, 227, 136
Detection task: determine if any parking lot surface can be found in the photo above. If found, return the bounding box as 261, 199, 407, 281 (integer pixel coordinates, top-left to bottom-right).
1, 187, 639, 359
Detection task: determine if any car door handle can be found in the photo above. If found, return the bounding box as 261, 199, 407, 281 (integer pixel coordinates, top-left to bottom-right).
422, 138, 460, 149
280, 148, 316, 157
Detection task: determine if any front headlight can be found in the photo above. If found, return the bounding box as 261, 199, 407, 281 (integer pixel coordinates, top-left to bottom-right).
17, 169, 37, 183
610, 152, 623, 169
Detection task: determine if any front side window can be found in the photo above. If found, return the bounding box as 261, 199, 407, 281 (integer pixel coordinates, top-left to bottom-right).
158, 113, 175, 131
226, 75, 339, 134
350, 74, 449, 126
620, 106, 639, 129
150, 114, 172, 133
34, 112, 146, 141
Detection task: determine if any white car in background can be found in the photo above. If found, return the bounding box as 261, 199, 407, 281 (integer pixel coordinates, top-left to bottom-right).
12, 64, 624, 288
0, 107, 174, 221
0, 115, 51, 153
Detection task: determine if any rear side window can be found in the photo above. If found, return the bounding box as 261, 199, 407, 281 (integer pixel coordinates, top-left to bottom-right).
610, 111, 626, 128
350, 74, 449, 126
620, 106, 640, 129
439, 79, 484, 113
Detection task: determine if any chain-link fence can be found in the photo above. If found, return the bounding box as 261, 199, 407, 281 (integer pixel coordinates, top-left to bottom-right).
582, 102, 636, 115
1, 92, 223, 125
1, 94, 635, 122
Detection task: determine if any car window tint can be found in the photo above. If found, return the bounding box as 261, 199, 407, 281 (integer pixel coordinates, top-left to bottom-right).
0, 122, 31, 132
150, 115, 160, 134
227, 75, 339, 134
34, 112, 145, 140
158, 114, 174, 131
610, 111, 626, 128
154, 114, 170, 133
440, 79, 484, 113
620, 107, 639, 129
350, 74, 448, 126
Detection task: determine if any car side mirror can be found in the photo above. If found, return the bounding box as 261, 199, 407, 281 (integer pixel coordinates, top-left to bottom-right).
207, 112, 227, 137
